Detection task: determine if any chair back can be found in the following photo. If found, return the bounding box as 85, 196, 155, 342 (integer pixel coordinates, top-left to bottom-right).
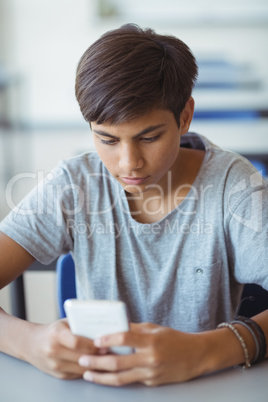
239, 284, 268, 317
56, 253, 76, 318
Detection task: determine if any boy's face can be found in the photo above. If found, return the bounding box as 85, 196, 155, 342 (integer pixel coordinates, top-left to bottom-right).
91, 104, 193, 195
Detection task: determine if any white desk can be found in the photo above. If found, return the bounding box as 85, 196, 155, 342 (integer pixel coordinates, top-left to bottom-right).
0, 352, 267, 402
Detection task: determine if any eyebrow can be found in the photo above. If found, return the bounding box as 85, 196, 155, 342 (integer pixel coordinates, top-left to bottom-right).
93, 124, 166, 139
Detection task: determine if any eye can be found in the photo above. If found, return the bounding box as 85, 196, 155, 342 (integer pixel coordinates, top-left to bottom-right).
141, 134, 161, 143
100, 138, 118, 145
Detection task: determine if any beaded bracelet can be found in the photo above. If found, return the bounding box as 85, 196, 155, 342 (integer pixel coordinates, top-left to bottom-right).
231, 319, 259, 364
217, 322, 251, 369
234, 316, 267, 364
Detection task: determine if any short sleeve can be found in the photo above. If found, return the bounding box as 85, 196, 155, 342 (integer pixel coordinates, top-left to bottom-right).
0, 162, 77, 264
226, 171, 268, 289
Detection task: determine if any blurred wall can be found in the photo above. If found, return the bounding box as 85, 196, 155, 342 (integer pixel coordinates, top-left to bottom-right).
1, 0, 267, 128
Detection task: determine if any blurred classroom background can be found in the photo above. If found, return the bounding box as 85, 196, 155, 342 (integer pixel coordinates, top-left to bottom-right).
0, 0, 268, 322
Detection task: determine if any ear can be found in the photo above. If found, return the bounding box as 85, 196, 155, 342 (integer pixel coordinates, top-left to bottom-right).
179, 97, 195, 135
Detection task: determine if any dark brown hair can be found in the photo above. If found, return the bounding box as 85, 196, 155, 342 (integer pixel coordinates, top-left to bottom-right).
75, 24, 198, 127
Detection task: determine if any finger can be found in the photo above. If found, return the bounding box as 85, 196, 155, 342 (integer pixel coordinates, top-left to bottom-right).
94, 330, 148, 349
130, 323, 143, 332
78, 351, 148, 372
54, 320, 98, 353
46, 358, 86, 379
83, 367, 147, 387
58, 329, 99, 354
130, 323, 157, 333
50, 344, 95, 365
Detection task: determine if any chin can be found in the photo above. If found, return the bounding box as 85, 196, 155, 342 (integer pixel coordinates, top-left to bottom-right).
124, 184, 156, 196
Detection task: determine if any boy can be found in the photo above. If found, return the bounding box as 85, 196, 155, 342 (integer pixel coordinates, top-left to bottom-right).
0, 24, 267, 386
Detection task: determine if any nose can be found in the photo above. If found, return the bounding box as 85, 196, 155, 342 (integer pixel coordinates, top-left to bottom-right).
119, 143, 144, 172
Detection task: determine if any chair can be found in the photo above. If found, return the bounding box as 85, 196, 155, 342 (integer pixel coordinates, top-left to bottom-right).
56, 253, 268, 319
239, 284, 268, 317
56, 253, 76, 318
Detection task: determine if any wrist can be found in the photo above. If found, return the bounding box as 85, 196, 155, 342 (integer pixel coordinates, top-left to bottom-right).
0, 308, 39, 362
196, 324, 256, 376
231, 317, 267, 364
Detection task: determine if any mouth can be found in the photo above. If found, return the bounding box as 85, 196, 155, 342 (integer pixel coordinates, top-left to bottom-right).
120, 176, 150, 185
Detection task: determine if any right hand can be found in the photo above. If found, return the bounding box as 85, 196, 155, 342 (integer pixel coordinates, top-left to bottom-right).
0, 235, 103, 379
25, 319, 100, 379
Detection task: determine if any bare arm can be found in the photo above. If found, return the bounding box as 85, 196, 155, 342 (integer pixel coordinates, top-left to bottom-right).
0, 232, 98, 378
201, 310, 268, 375
0, 232, 35, 289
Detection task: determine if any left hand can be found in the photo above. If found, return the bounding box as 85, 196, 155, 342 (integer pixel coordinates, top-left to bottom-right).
78, 322, 204, 386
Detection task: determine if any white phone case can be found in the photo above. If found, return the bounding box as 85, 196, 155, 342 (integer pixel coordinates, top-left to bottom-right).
64, 299, 133, 355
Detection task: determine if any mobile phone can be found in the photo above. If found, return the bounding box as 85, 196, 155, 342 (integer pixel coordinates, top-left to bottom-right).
64, 299, 133, 354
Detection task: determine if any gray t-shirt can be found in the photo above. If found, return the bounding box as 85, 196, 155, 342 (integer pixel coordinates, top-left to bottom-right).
1, 132, 267, 332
